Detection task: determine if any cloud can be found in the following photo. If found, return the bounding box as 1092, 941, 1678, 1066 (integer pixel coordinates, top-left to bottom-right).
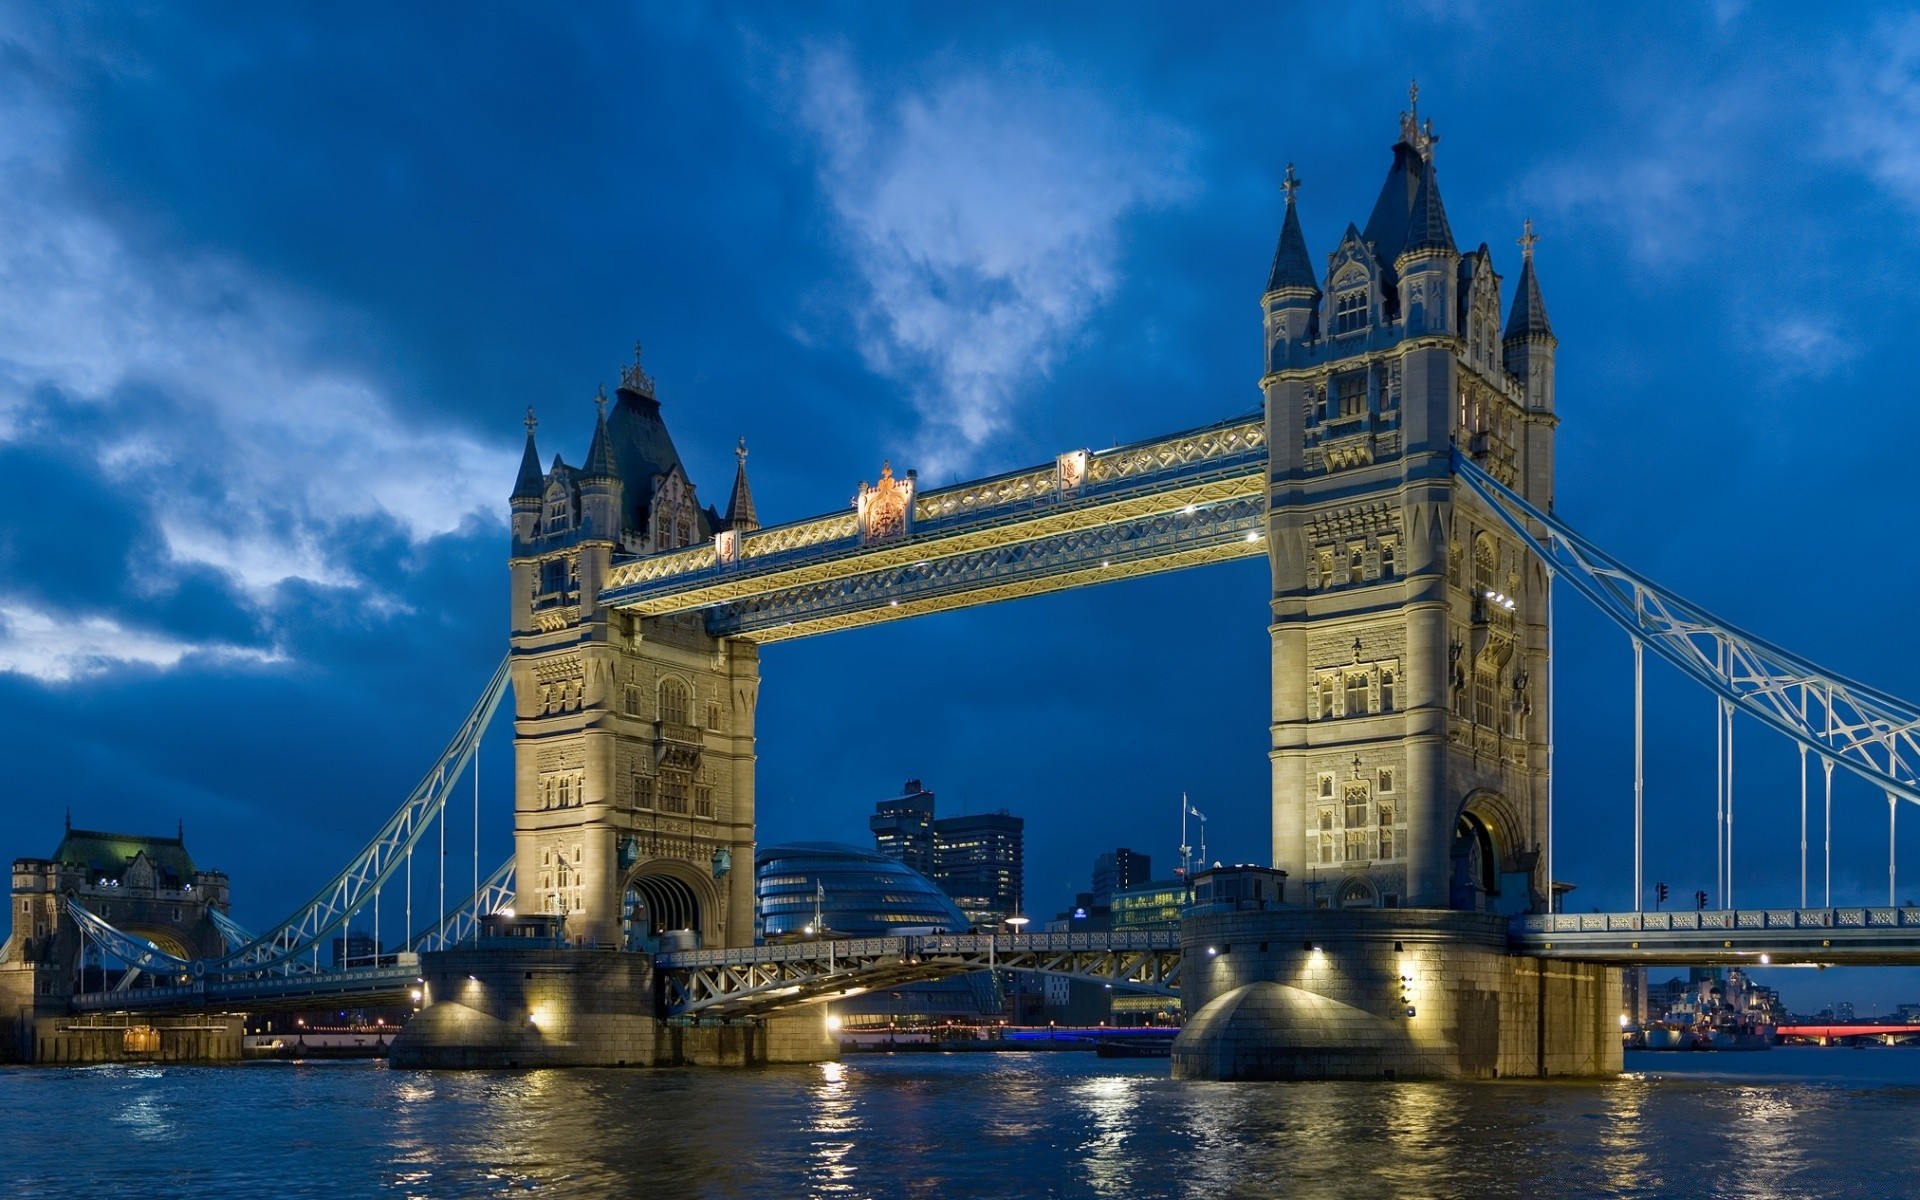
0, 23, 513, 608
789, 47, 1193, 475
1827, 16, 1920, 211
0, 601, 281, 684
1751, 314, 1854, 378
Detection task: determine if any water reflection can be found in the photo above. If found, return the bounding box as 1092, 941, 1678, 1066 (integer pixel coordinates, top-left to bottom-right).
1071, 1073, 1139, 1196
10, 1050, 1920, 1198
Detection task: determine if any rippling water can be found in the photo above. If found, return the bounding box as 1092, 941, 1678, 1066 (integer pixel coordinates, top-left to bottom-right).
5, 1048, 1919, 1198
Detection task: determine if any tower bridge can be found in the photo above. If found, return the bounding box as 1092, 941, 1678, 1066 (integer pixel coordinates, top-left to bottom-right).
14, 100, 1920, 1077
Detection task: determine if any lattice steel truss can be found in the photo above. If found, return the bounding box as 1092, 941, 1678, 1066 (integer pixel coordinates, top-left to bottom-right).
601, 414, 1269, 639
1456, 452, 1920, 807
66, 660, 510, 984
657, 931, 1182, 1018
407, 858, 516, 953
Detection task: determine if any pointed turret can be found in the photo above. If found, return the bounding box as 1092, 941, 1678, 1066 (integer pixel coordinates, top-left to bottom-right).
1504, 219, 1557, 426
1504, 220, 1554, 343
511, 408, 545, 503
725, 438, 760, 533
1266, 165, 1319, 296
1263, 164, 1321, 365
583, 387, 618, 480
1399, 158, 1456, 259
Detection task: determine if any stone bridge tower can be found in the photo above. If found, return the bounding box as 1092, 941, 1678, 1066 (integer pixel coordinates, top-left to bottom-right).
508, 350, 760, 950
1262, 98, 1558, 914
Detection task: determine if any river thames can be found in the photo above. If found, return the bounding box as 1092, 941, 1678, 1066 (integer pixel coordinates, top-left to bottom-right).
4, 1048, 1917, 1198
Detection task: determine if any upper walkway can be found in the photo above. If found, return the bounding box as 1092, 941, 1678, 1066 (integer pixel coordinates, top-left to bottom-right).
598, 414, 1267, 641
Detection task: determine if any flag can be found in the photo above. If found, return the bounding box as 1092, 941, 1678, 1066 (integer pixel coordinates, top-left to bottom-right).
1189, 806, 1208, 821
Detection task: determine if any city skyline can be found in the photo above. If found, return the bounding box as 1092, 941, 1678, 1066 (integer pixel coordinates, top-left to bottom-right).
7, 6, 1920, 1009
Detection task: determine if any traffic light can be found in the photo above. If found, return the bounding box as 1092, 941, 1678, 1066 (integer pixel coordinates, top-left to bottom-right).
1655, 882, 1669, 909
1695, 889, 1709, 910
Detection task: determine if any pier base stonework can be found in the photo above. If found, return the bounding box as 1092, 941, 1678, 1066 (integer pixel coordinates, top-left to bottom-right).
1171, 908, 1619, 1080
389, 945, 836, 1069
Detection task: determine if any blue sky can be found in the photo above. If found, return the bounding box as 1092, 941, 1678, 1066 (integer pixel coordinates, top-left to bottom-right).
5, 3, 1920, 1012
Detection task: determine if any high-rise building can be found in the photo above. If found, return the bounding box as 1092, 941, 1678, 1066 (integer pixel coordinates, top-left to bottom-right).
932, 812, 1024, 928
1091, 849, 1152, 902
869, 782, 1024, 928
869, 780, 936, 876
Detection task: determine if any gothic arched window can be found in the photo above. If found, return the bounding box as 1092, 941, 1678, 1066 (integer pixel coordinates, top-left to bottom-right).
1380, 670, 1396, 713
1346, 673, 1369, 717
659, 678, 690, 726
1473, 534, 1498, 597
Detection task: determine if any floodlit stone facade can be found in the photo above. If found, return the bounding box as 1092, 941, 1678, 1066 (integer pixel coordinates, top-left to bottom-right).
508, 355, 761, 951
1262, 95, 1558, 914
1172, 908, 1619, 1080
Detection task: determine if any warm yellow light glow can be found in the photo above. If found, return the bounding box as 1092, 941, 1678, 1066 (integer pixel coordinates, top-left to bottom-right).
1619, 1013, 1631, 1028
826, 1014, 843, 1032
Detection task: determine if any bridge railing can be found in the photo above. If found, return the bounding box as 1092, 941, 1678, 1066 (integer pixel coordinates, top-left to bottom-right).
1516, 908, 1920, 935
655, 929, 1181, 970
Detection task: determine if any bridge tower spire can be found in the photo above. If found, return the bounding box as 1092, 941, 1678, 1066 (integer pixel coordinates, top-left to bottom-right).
1261, 103, 1552, 913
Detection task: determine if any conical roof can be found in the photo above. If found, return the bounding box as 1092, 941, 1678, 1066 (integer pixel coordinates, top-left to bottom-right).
511, 410, 544, 502
582, 390, 618, 480
1505, 245, 1553, 341
725, 438, 759, 532
1265, 169, 1318, 295
1399, 157, 1456, 259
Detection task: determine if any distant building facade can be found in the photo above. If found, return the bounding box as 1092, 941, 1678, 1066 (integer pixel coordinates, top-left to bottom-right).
931, 812, 1024, 927
755, 842, 969, 939
868, 782, 1025, 928
869, 781, 936, 876
1091, 849, 1152, 902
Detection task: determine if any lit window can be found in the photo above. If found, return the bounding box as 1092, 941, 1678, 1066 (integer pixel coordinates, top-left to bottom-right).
1346, 674, 1369, 717
1335, 371, 1367, 417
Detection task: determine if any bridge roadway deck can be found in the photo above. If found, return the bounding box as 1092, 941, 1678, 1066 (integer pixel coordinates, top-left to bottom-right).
656, 931, 1183, 1019
69, 961, 421, 1015
1513, 907, 1920, 965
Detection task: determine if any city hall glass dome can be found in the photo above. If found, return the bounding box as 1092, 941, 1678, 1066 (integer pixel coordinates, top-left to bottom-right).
757, 842, 971, 939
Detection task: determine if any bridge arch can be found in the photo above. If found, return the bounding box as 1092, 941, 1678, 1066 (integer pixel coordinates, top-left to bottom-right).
1451, 789, 1521, 912
621, 857, 716, 950
1334, 875, 1379, 909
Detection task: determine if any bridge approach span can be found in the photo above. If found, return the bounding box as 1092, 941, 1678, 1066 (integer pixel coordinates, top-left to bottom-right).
1514, 908, 1920, 965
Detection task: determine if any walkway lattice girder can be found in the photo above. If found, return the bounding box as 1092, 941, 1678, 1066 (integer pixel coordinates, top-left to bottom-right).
658, 932, 1182, 1019
599, 415, 1268, 641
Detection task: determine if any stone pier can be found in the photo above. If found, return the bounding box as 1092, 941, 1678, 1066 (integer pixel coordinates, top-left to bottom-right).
390, 941, 835, 1069
1171, 908, 1620, 1080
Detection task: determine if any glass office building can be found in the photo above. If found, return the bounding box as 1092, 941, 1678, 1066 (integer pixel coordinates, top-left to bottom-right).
756, 842, 972, 939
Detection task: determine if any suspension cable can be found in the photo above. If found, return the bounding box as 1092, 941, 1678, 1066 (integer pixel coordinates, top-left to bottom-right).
1633, 634, 1644, 913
